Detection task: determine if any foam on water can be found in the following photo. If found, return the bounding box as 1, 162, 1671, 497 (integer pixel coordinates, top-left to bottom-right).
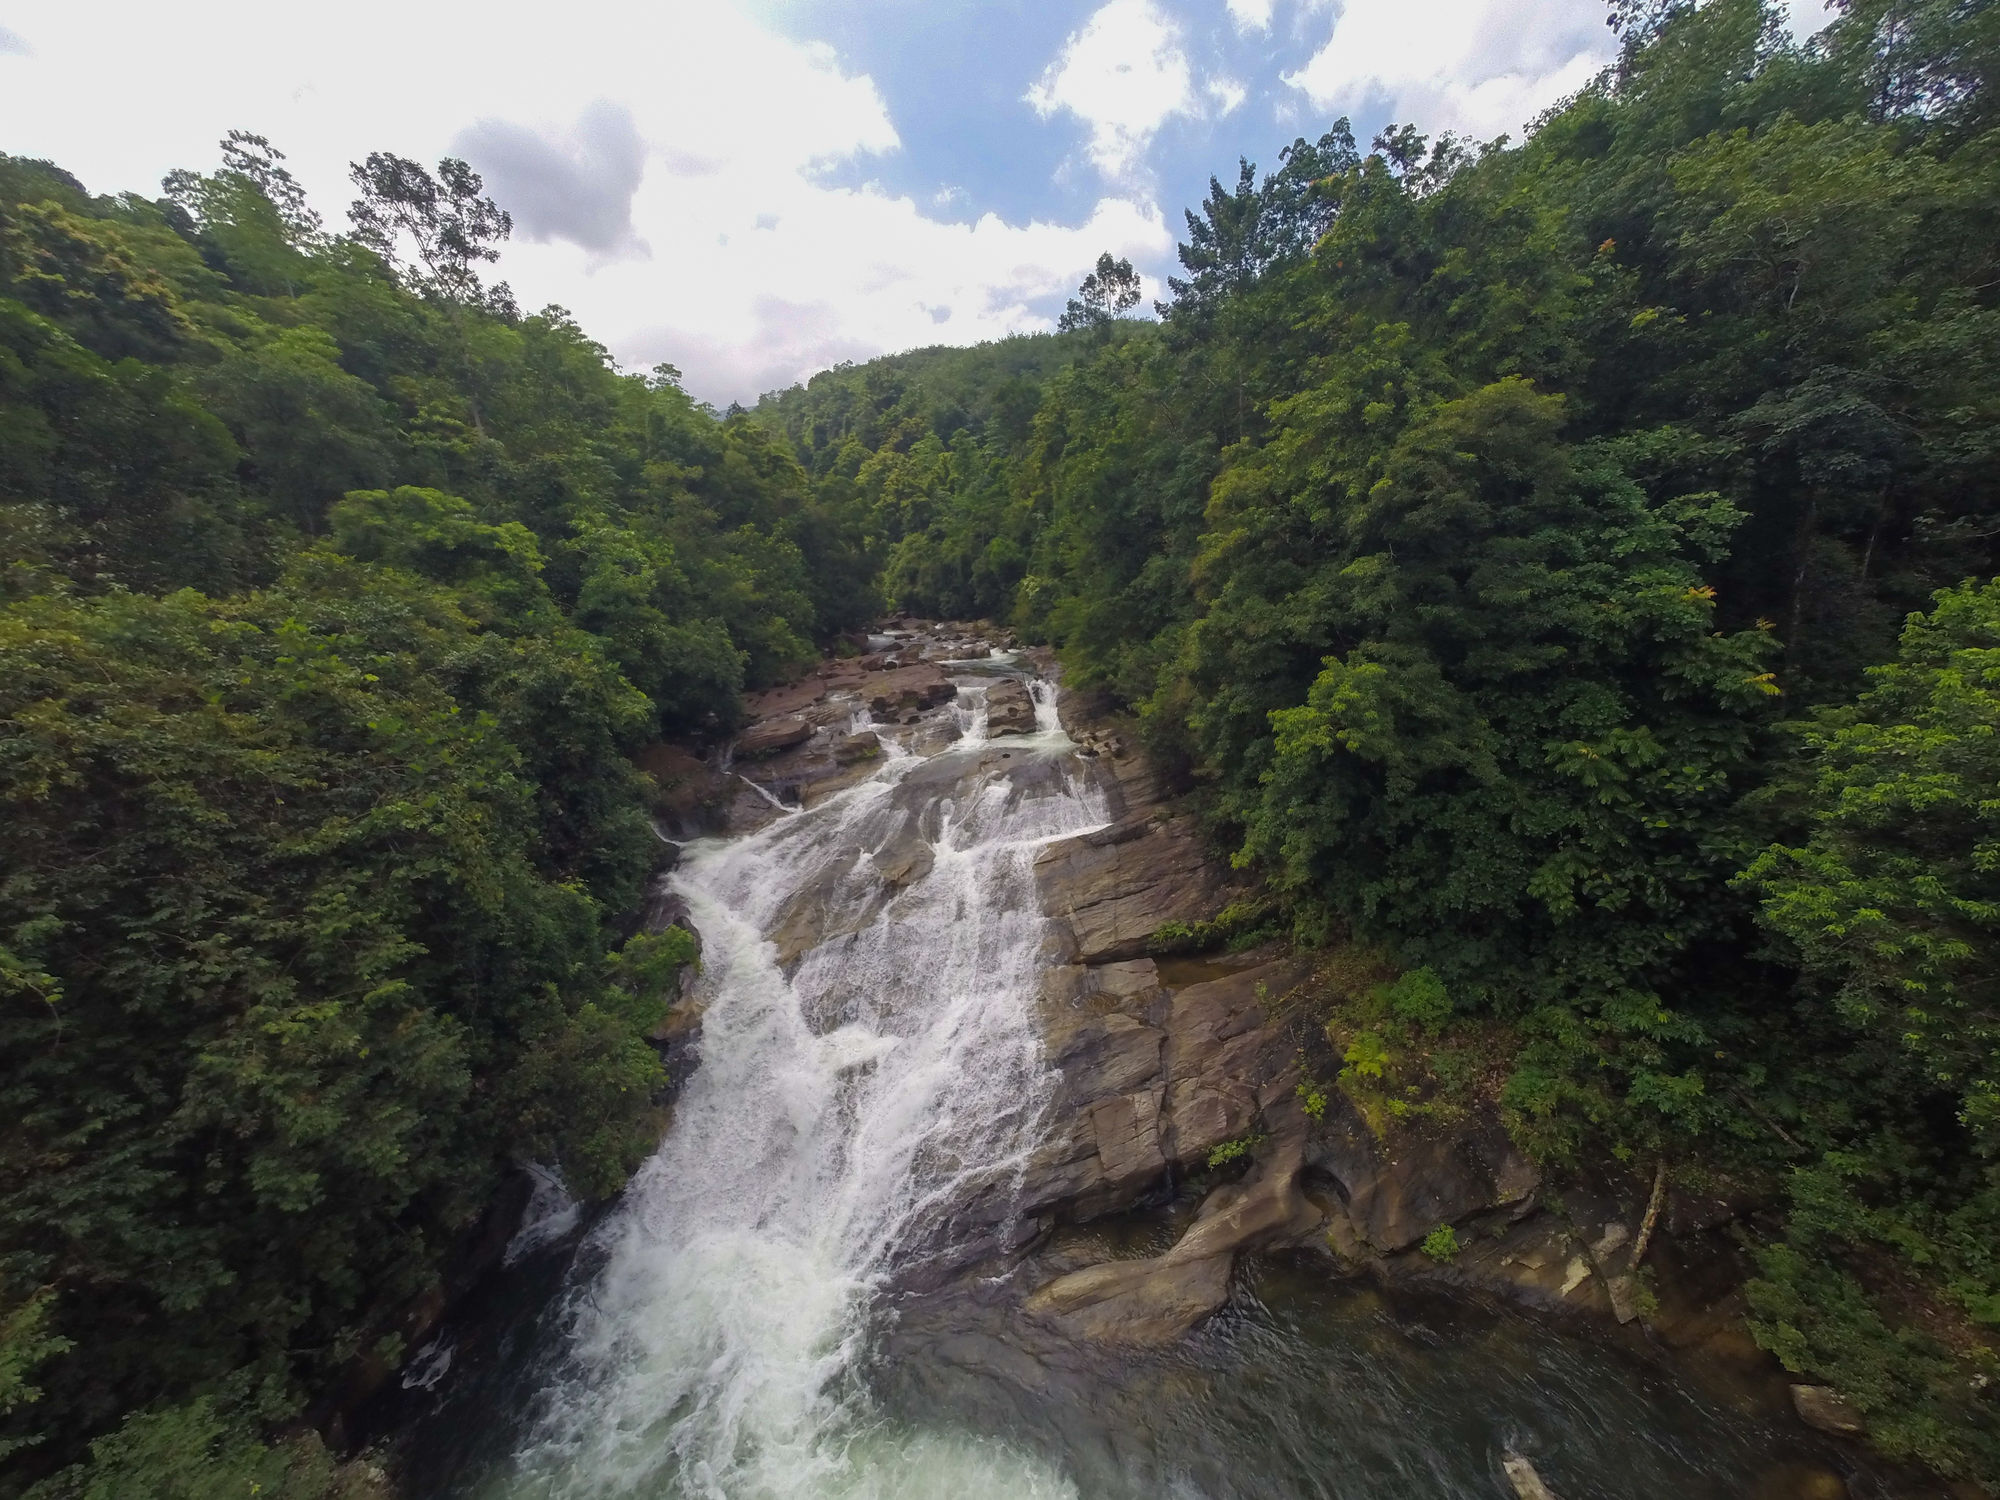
489, 671, 1103, 1500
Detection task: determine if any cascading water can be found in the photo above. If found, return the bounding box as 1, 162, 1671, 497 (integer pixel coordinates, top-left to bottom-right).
486, 676, 1101, 1499
410, 663, 1889, 1500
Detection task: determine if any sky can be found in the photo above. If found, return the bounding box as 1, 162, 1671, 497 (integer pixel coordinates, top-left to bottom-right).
0, 0, 1836, 406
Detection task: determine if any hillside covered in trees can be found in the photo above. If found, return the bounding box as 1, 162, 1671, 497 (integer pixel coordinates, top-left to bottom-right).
751, 0, 2000, 1480
0, 134, 871, 1495
3, 0, 1999, 1490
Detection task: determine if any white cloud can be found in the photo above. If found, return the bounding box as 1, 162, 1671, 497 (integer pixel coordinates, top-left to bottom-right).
1207, 76, 1249, 115
1226, 0, 1275, 33
1026, 0, 1195, 182
1284, 0, 1612, 142
543, 188, 1171, 401
455, 101, 652, 263
0, 0, 1171, 404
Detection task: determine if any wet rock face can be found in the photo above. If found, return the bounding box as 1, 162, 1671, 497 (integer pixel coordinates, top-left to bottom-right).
1014, 956, 1300, 1223
985, 677, 1037, 737
756, 743, 1066, 969
1007, 684, 1318, 1330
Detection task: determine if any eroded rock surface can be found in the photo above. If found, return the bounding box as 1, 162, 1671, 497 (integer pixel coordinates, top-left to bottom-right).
735, 715, 812, 758
985, 677, 1037, 737
1308, 1107, 1539, 1254
1023, 1094, 1323, 1345
643, 627, 1676, 1359
1035, 815, 1248, 965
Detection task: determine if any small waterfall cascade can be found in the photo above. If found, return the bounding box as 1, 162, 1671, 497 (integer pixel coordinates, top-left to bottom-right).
493, 672, 1103, 1499
417, 664, 1875, 1500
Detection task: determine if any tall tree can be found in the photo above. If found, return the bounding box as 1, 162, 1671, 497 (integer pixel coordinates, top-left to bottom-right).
347, 153, 513, 312
1057, 252, 1142, 333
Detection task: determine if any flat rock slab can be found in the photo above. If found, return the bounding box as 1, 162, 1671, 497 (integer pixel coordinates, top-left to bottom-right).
1035, 813, 1245, 964
866, 664, 957, 716
735, 715, 813, 757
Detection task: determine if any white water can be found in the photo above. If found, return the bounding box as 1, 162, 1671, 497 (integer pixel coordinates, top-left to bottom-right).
491, 678, 1102, 1499
734, 774, 797, 816
504, 1165, 581, 1270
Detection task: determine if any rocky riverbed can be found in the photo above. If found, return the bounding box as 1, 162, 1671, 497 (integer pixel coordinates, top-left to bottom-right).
376, 618, 1921, 1500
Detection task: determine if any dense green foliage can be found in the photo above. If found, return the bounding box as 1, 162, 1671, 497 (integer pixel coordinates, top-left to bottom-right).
753, 334, 1094, 622
0, 142, 862, 1492
759, 0, 2000, 1476
6, 0, 2000, 1486
1740, 580, 2000, 1475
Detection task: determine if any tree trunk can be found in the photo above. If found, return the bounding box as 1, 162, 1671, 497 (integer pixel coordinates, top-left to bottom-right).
1784, 494, 1818, 672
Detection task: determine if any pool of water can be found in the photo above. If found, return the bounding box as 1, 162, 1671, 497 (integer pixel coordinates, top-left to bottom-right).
862, 1254, 1886, 1500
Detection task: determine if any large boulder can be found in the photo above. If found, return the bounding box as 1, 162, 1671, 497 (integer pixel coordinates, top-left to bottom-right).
1023, 1131, 1321, 1344
833, 730, 880, 764
1308, 1103, 1540, 1253
866, 664, 957, 717
985, 677, 1038, 737
1791, 1385, 1867, 1436
736, 715, 813, 758
1021, 1246, 1234, 1345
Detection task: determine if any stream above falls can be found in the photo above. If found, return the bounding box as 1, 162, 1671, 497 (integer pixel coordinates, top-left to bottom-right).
383, 647, 1909, 1500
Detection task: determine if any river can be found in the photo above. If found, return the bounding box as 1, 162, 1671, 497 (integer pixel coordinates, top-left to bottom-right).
385, 662, 1895, 1500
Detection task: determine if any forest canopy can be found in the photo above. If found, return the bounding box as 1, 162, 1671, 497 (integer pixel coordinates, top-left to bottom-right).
3, 0, 1999, 1489
753, 0, 2000, 1479
0, 139, 862, 1494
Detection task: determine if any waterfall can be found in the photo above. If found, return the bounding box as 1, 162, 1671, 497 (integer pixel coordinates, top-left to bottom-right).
491, 673, 1104, 1499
